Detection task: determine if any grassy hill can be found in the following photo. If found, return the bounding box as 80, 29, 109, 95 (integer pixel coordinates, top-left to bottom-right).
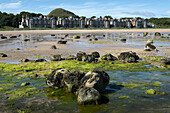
48, 8, 77, 18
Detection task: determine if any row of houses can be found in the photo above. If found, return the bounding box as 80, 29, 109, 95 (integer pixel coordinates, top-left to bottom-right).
19, 16, 148, 28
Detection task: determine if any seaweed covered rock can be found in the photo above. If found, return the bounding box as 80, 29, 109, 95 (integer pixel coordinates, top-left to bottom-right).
46, 69, 85, 92
77, 87, 101, 105
143, 32, 148, 37
118, 51, 139, 63
144, 40, 157, 51
21, 58, 30, 62
50, 55, 61, 61
81, 71, 109, 93
160, 58, 170, 65
63, 71, 85, 92
46, 68, 70, 88
82, 54, 95, 63
66, 55, 76, 60
0, 53, 7, 57
73, 36, 80, 39
155, 32, 161, 37
101, 54, 118, 61
76, 51, 86, 61
91, 51, 100, 59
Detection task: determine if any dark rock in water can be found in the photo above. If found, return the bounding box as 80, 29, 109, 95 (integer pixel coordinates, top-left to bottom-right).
50, 45, 57, 49
51, 34, 55, 36
10, 36, 17, 38
46, 68, 70, 88
21, 58, 30, 62
91, 51, 100, 59
61, 38, 65, 40
73, 36, 80, 39
23, 39, 30, 42
57, 40, 67, 44
120, 39, 126, 42
89, 39, 92, 41
50, 55, 61, 61
66, 55, 76, 60
118, 51, 139, 63
76, 51, 86, 61
0, 53, 7, 57
94, 38, 98, 41
160, 58, 170, 65
65, 34, 69, 37
16, 48, 21, 50
35, 59, 47, 62
81, 70, 110, 93
0, 36, 7, 39
155, 32, 161, 37
86, 35, 91, 38
101, 54, 118, 61
77, 87, 101, 105
144, 40, 157, 51
103, 35, 106, 37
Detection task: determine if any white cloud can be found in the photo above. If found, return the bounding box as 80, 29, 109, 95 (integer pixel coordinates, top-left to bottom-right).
122, 11, 155, 17
0, 1, 22, 9
167, 10, 170, 14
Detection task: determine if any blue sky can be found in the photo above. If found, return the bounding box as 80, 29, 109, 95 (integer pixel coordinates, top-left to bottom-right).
0, 0, 170, 18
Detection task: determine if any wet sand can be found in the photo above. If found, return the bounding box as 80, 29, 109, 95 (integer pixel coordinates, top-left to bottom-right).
0, 29, 170, 34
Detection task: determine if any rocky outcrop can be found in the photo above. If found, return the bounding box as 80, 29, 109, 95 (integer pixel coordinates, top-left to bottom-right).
0, 36, 7, 39
50, 55, 61, 61
76, 51, 86, 61
10, 36, 17, 39
46, 69, 110, 105
118, 51, 139, 63
144, 40, 157, 51
50, 45, 57, 49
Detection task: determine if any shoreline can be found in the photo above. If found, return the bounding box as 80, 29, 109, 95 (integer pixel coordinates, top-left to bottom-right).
0, 29, 170, 34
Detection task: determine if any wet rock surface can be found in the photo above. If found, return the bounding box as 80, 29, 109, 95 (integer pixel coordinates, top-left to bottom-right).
118, 51, 139, 63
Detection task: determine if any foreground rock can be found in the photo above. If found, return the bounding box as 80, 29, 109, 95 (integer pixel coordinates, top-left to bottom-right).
81, 71, 109, 93
46, 69, 110, 105
50, 55, 61, 61
0, 36, 7, 39
21, 58, 47, 62
76, 51, 100, 62
118, 51, 139, 63
77, 87, 101, 105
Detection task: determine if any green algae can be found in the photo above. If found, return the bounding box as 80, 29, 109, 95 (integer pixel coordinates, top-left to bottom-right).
90, 41, 116, 44
5, 86, 40, 100
118, 96, 129, 99
145, 89, 168, 95
0, 81, 18, 91
141, 39, 170, 42
118, 83, 139, 88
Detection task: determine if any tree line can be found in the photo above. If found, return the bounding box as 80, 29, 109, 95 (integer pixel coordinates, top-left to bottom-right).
0, 11, 170, 28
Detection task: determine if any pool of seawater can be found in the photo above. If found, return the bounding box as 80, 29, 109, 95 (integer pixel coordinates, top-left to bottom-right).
0, 70, 169, 113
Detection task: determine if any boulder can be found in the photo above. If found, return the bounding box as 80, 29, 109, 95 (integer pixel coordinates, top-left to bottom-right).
120, 39, 126, 42
101, 54, 118, 61
23, 39, 30, 42
73, 36, 80, 39
57, 40, 67, 44
81, 70, 109, 93
0, 53, 7, 57
65, 34, 69, 37
94, 38, 98, 41
10, 36, 17, 39
155, 32, 161, 37
118, 51, 139, 63
77, 87, 101, 105
89, 39, 92, 41
82, 54, 95, 63
144, 40, 157, 51
91, 51, 100, 59
63, 71, 85, 92
0, 36, 7, 39
76, 51, 86, 61
51, 34, 55, 36
46, 69, 70, 88
50, 55, 61, 61
21, 58, 30, 62
50, 45, 57, 49
86, 35, 91, 38
66, 55, 76, 60
160, 58, 170, 65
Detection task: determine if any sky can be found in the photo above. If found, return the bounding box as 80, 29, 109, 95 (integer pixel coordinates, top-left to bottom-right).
0, 0, 170, 18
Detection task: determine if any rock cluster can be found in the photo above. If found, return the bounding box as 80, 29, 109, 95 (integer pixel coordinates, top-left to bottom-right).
46, 69, 109, 105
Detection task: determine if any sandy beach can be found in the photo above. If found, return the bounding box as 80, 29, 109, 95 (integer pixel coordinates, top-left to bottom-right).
0, 29, 170, 34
